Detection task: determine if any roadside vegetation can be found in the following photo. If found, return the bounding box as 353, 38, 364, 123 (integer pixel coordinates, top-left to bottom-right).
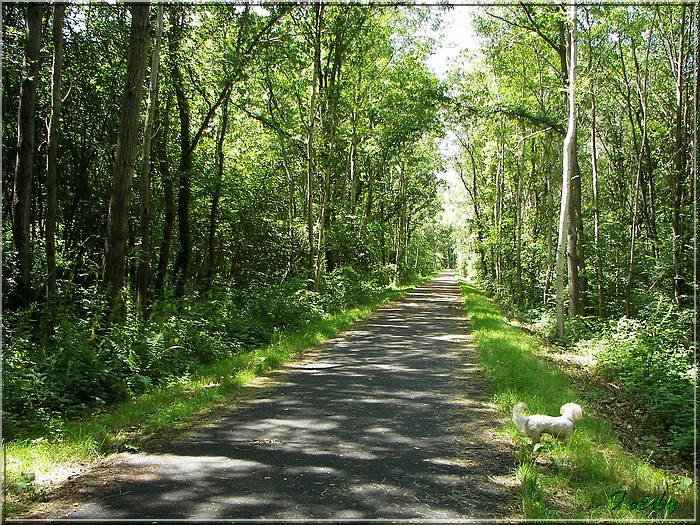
445, 3, 695, 519
460, 281, 694, 520
3, 1, 696, 520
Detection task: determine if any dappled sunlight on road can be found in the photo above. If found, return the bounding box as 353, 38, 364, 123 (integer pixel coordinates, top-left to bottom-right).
60, 271, 516, 520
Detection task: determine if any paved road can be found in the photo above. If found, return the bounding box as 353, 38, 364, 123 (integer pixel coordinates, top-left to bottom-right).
45, 271, 516, 520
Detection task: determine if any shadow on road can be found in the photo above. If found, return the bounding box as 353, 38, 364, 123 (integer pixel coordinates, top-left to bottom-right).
39, 271, 517, 520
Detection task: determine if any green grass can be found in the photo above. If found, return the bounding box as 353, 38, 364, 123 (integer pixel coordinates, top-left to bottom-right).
2, 275, 432, 517
459, 281, 695, 520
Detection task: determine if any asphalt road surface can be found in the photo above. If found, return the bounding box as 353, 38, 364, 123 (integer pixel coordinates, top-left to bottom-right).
39, 270, 517, 521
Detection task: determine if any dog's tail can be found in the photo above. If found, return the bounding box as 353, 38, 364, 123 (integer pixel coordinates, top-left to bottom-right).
512, 402, 528, 435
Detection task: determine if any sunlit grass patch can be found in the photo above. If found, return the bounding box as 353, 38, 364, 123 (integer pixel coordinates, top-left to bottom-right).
459, 281, 695, 520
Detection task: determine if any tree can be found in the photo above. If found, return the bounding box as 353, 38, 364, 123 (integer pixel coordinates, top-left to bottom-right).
136, 3, 164, 311
306, 2, 322, 290
102, 3, 150, 313
11, 2, 42, 307
556, 1, 577, 338
46, 2, 66, 304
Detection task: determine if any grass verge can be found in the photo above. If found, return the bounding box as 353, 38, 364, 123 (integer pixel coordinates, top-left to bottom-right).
459, 281, 695, 520
3, 275, 432, 517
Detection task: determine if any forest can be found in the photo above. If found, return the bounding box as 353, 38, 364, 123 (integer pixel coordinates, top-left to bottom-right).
1, 0, 697, 490
444, 1, 696, 464
3, 1, 452, 439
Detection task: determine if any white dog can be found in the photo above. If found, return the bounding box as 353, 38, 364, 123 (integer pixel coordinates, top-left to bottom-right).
512, 402, 583, 444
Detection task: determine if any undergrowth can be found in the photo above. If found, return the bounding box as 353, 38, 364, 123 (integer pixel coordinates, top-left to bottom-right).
525, 300, 694, 464
459, 281, 695, 520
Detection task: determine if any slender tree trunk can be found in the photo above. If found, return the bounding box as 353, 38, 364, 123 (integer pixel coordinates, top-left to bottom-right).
671, 5, 688, 303
625, 33, 652, 318
626, 162, 642, 318
557, 1, 576, 338
553, 3, 584, 318
646, 158, 660, 260
493, 137, 504, 287
137, 3, 163, 311
102, 3, 149, 313
306, 2, 322, 290
590, 91, 603, 317
12, 2, 43, 307
514, 130, 527, 302
694, 0, 699, 335
349, 108, 359, 213
279, 131, 295, 279
154, 96, 173, 296
264, 74, 295, 278
168, 9, 233, 298
630, 21, 659, 262
170, 12, 192, 299
208, 98, 229, 279
46, 2, 65, 304
543, 137, 555, 304
457, 140, 486, 272
567, 157, 583, 316
316, 30, 345, 277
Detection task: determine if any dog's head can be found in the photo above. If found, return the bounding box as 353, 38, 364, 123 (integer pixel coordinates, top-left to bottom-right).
560, 402, 583, 422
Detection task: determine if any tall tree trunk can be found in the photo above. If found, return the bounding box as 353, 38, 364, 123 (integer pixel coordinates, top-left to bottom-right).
12, 2, 42, 307
46, 2, 65, 304
671, 5, 688, 303
515, 137, 525, 303
395, 163, 406, 271
625, 30, 652, 318
102, 3, 149, 314
493, 136, 504, 287
168, 9, 233, 298
632, 20, 659, 258
316, 25, 346, 277
457, 139, 486, 272
556, 1, 576, 338
553, 2, 584, 317
694, 0, 699, 334
567, 151, 584, 316
264, 74, 295, 278
349, 107, 359, 213
626, 161, 643, 318
543, 136, 555, 304
208, 97, 229, 279
170, 12, 193, 299
590, 90, 603, 317
154, 96, 173, 296
306, 2, 322, 290
137, 3, 163, 311
566, 8, 587, 316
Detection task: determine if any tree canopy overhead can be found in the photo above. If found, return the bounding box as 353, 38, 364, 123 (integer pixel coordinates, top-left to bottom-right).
2, 2, 448, 310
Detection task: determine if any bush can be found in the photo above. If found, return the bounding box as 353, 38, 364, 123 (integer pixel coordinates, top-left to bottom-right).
2, 304, 136, 437
519, 298, 694, 461
319, 266, 380, 312
3, 274, 386, 438
591, 310, 694, 459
